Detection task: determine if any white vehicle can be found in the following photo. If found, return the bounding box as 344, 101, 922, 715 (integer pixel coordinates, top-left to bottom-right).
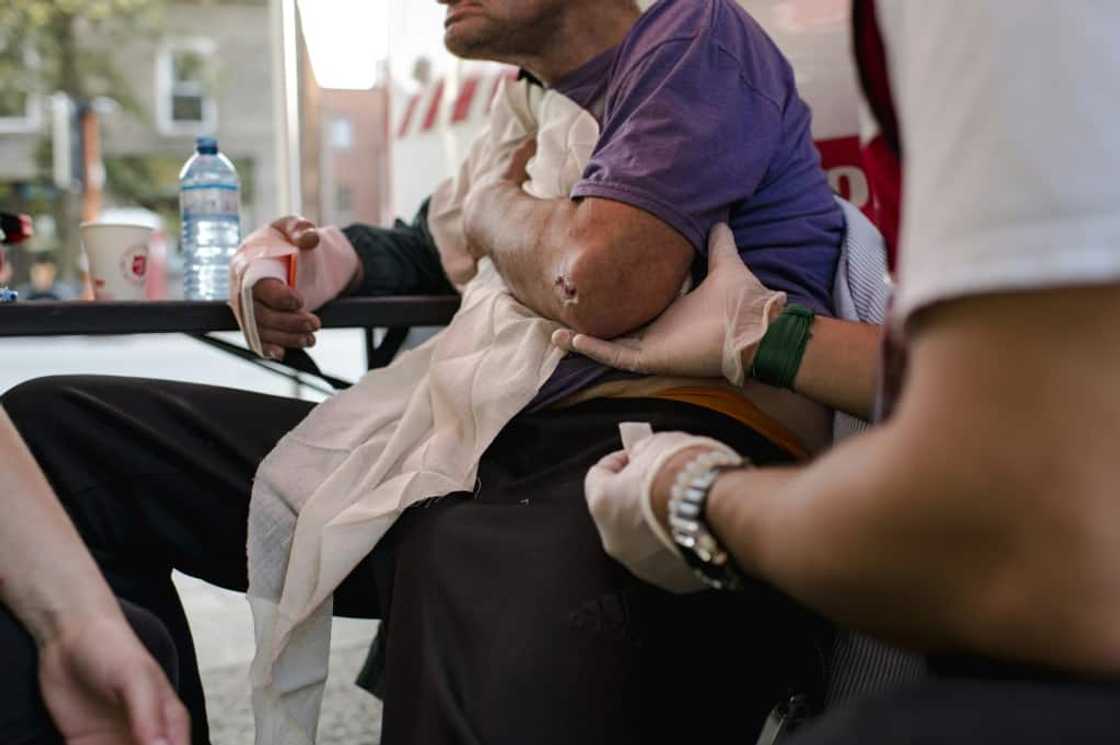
388, 0, 870, 222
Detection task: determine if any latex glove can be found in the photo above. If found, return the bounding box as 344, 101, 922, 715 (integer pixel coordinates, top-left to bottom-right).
584, 423, 737, 593
553, 223, 787, 385
39, 614, 190, 745
228, 217, 360, 360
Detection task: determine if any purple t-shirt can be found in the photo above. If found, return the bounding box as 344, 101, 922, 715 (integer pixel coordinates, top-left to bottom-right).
529, 0, 843, 409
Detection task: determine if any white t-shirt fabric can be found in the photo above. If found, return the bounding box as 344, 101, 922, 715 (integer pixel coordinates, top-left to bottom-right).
877, 0, 1120, 324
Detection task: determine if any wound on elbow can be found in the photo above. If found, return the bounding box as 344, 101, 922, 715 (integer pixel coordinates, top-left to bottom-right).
554, 274, 578, 305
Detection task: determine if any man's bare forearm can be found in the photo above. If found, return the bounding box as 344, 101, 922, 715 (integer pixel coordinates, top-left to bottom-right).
705, 289, 1120, 673
706, 419, 1120, 674
465, 180, 577, 325
707, 425, 996, 654
0, 408, 124, 644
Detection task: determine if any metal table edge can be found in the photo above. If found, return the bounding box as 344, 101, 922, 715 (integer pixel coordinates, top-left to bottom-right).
0, 296, 460, 337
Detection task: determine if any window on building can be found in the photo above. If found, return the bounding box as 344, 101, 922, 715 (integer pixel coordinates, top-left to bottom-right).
0, 88, 35, 132
0, 37, 41, 134
328, 117, 354, 150
335, 184, 353, 213
157, 41, 217, 134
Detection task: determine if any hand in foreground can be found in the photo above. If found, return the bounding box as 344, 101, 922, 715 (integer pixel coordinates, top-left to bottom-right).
553, 224, 786, 384
39, 615, 189, 745
585, 428, 738, 593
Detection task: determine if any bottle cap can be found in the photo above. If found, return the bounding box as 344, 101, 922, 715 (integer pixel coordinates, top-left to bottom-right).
196, 136, 219, 155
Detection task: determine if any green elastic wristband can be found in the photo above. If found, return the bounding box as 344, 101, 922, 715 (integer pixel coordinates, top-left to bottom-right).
750, 304, 816, 389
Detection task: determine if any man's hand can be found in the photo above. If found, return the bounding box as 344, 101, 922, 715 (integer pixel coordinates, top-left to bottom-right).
553, 224, 786, 384
247, 217, 325, 360
39, 615, 189, 745
501, 137, 536, 185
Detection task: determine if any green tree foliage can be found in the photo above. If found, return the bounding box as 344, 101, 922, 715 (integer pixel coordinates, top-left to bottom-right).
0, 1, 169, 278
1, 0, 264, 280
0, 0, 165, 111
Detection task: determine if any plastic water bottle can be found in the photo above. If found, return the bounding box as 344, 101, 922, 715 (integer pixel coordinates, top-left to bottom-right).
179, 136, 241, 300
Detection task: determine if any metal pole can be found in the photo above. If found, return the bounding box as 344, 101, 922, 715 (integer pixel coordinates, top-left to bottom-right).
79, 105, 103, 223
269, 0, 303, 216
267, 0, 306, 397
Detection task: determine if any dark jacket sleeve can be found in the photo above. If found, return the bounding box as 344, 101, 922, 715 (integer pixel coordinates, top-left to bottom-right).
342, 198, 457, 297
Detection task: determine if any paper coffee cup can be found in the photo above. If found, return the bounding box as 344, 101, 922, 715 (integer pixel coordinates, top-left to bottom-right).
80, 222, 153, 301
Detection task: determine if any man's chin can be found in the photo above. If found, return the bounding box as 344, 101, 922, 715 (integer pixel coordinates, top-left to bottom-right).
444, 24, 494, 60
443, 36, 476, 60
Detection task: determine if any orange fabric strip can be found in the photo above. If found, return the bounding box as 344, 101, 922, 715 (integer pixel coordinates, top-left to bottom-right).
649, 385, 808, 460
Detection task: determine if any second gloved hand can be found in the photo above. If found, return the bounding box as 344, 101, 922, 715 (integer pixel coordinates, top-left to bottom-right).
584, 424, 739, 593
553, 223, 786, 385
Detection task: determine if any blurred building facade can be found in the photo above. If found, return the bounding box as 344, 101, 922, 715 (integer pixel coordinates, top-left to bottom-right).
0, 0, 394, 290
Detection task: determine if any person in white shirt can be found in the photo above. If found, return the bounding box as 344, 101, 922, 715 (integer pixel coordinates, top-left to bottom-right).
564, 1, 1120, 740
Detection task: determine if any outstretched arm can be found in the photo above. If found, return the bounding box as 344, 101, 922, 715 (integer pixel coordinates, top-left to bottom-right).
652, 286, 1120, 673
553, 233, 883, 420
239, 201, 456, 361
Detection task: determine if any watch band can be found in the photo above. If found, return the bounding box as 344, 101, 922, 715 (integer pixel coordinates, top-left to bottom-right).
668, 450, 748, 591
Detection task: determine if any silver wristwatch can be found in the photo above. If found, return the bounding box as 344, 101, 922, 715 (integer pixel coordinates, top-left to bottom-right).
668, 450, 747, 591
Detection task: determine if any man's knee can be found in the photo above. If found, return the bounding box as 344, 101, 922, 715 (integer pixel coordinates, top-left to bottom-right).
1, 376, 137, 515
2, 376, 98, 432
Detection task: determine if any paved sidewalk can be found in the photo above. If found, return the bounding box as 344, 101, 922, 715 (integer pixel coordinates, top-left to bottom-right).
201, 641, 382, 745
174, 573, 383, 744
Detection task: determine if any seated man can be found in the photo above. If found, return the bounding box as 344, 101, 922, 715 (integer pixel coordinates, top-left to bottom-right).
1, 1, 844, 742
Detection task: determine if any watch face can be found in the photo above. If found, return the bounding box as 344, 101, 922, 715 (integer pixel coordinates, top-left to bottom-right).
694, 534, 720, 563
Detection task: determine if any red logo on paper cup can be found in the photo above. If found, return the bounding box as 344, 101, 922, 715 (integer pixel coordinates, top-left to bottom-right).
120, 245, 148, 284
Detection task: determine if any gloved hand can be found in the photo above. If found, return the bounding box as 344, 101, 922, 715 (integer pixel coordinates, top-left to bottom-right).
229, 217, 360, 359
553, 223, 787, 385
584, 423, 738, 593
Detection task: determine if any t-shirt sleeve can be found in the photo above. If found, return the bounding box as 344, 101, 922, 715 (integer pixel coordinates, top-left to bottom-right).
571, 36, 782, 251
884, 0, 1120, 323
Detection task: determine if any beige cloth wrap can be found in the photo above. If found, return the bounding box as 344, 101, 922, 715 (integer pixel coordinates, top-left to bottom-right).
229, 225, 360, 357
246, 78, 600, 744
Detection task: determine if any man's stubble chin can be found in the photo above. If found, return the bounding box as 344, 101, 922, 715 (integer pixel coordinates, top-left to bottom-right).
444, 14, 545, 62
444, 23, 498, 60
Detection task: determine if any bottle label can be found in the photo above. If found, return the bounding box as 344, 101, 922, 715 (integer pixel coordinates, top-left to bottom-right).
181, 184, 240, 218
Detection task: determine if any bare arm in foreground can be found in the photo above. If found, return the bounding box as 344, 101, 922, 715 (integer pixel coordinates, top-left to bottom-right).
650, 286, 1120, 673
0, 408, 190, 745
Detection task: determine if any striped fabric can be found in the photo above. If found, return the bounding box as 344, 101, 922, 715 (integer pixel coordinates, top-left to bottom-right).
823, 631, 928, 708
824, 197, 927, 709
831, 197, 888, 441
